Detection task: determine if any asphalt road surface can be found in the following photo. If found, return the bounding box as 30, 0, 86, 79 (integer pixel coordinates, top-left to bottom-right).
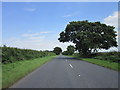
10, 55, 118, 88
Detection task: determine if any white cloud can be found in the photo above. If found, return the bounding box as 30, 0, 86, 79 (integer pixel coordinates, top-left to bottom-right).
22, 33, 40, 37
22, 32, 49, 37
40, 32, 49, 34
103, 11, 119, 30
3, 32, 74, 51
24, 8, 36, 11
63, 12, 79, 18
3, 37, 74, 51
63, 14, 72, 18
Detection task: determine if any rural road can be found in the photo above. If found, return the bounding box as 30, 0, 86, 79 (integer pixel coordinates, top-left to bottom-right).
10, 55, 118, 88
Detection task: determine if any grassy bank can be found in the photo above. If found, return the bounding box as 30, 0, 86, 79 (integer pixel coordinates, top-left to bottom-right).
72, 55, 120, 71
2, 56, 56, 88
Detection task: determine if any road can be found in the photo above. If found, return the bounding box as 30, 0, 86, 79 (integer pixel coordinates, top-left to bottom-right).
10, 55, 118, 88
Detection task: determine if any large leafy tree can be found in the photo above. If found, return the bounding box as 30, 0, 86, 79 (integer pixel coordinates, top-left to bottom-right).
58, 20, 117, 56
53, 47, 62, 55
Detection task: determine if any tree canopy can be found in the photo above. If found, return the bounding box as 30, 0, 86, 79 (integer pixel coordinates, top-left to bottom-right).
62, 45, 75, 55
58, 20, 117, 56
53, 47, 62, 55
67, 45, 75, 55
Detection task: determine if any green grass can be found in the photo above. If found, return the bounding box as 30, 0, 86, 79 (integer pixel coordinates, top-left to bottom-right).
2, 55, 56, 88
72, 56, 120, 71
0, 63, 2, 89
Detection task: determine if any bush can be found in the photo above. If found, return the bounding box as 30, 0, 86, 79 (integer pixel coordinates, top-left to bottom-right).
74, 51, 120, 63
1, 46, 55, 64
93, 52, 120, 63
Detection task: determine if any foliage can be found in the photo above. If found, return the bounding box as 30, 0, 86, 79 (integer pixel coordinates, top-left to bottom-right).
58, 20, 117, 57
74, 51, 120, 63
62, 45, 75, 55
93, 52, 120, 63
67, 45, 75, 55
62, 51, 69, 55
1, 46, 55, 64
53, 47, 62, 55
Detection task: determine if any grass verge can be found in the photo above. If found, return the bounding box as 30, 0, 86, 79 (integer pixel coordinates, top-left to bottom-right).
72, 56, 120, 71
2, 55, 56, 88
0, 63, 2, 89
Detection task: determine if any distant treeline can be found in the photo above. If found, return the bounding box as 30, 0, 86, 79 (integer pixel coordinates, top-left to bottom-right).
0, 46, 55, 64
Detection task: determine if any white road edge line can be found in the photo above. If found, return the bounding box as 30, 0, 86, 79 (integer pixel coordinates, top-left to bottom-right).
69, 64, 73, 68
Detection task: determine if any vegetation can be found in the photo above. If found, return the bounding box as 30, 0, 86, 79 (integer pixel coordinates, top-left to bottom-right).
1, 46, 56, 88
2, 56, 56, 88
72, 52, 120, 71
58, 20, 117, 57
62, 45, 75, 55
53, 47, 62, 55
0, 63, 1, 90
62, 51, 69, 55
1, 46, 55, 64
93, 52, 120, 63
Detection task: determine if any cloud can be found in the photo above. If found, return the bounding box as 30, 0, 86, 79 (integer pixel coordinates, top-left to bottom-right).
63, 14, 72, 18
22, 32, 50, 42
22, 33, 39, 37
63, 12, 79, 18
40, 32, 49, 34
3, 31, 74, 51
103, 11, 119, 30
22, 32, 49, 37
24, 8, 36, 11
3, 36, 74, 51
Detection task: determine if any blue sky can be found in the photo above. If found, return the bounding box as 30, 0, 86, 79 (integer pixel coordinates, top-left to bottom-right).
2, 2, 119, 51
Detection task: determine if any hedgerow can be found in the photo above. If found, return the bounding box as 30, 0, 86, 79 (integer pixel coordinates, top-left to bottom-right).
93, 52, 120, 63
74, 51, 120, 63
1, 46, 55, 64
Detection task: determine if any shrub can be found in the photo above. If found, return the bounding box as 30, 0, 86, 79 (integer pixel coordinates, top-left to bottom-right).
1, 46, 55, 64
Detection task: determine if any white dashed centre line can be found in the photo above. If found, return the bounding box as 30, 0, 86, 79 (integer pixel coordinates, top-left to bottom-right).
69, 64, 73, 68
78, 75, 81, 77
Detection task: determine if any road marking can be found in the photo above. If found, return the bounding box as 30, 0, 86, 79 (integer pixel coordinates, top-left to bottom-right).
66, 60, 67, 61
69, 64, 73, 68
78, 75, 81, 77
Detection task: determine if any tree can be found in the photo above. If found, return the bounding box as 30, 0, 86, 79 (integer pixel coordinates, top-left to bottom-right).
58, 20, 117, 57
67, 45, 75, 55
53, 47, 62, 55
62, 51, 68, 55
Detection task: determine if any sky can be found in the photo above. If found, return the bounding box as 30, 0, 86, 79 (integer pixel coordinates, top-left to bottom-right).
2, 2, 119, 51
